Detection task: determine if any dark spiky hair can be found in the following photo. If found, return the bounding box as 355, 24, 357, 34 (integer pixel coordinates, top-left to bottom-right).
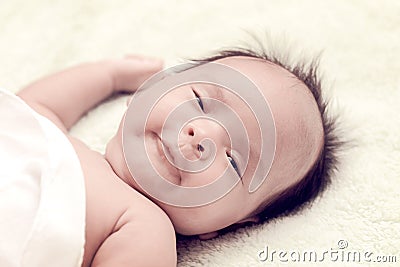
189, 43, 343, 228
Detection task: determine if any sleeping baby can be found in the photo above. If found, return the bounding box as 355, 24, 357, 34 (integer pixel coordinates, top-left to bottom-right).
0, 45, 339, 266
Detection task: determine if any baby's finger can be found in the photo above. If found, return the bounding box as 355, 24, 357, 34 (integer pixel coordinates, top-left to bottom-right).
124, 54, 164, 66
112, 56, 163, 92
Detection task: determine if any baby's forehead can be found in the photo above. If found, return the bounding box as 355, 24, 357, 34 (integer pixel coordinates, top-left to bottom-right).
214, 56, 292, 78
211, 56, 322, 156
211, 56, 313, 110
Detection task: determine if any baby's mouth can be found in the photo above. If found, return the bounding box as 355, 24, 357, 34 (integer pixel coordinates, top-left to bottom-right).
154, 133, 181, 184
157, 134, 175, 163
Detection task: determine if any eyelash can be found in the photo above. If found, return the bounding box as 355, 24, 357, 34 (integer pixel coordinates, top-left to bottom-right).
227, 153, 241, 179
192, 89, 204, 111
192, 88, 242, 181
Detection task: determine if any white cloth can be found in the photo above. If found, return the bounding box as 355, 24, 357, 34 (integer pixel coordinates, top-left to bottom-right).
0, 89, 86, 267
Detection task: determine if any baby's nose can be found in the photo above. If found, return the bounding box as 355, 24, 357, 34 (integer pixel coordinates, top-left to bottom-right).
178, 123, 202, 161
178, 119, 226, 161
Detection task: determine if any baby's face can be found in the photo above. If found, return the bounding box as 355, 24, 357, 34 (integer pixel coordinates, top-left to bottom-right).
106, 56, 323, 235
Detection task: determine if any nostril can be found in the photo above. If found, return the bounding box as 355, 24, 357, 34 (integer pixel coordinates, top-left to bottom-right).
188, 127, 194, 136
197, 144, 204, 152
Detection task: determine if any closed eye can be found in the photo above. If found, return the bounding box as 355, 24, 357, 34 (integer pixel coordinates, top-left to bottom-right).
192, 88, 204, 111
227, 152, 242, 181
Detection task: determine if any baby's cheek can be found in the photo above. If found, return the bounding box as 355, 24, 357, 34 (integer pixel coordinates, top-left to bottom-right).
180, 158, 228, 187
145, 101, 172, 132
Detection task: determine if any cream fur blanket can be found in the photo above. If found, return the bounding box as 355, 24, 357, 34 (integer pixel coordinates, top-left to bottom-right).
0, 1, 398, 266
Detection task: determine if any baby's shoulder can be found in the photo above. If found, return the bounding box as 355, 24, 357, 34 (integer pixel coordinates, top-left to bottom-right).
67, 136, 176, 267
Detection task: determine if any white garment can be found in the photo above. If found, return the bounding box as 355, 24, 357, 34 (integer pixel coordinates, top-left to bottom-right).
0, 89, 86, 267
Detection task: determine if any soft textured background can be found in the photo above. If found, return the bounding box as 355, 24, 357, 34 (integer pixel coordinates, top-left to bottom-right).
1, 1, 399, 266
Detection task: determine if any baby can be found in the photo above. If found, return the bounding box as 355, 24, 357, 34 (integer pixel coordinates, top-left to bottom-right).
1, 46, 339, 266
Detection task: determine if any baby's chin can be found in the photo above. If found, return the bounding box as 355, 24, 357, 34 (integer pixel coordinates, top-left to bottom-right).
104, 135, 117, 162
104, 136, 130, 181
105, 133, 181, 192
146, 132, 182, 185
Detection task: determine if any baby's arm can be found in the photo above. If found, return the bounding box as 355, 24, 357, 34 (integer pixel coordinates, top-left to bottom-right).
18, 55, 162, 132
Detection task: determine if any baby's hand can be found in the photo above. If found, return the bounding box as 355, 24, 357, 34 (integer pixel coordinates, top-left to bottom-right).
110, 55, 163, 93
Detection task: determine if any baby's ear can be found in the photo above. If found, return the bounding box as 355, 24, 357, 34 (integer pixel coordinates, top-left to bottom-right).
198, 231, 219, 240
197, 217, 260, 240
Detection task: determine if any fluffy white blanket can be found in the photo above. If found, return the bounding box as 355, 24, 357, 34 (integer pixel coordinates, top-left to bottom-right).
1, 1, 398, 266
